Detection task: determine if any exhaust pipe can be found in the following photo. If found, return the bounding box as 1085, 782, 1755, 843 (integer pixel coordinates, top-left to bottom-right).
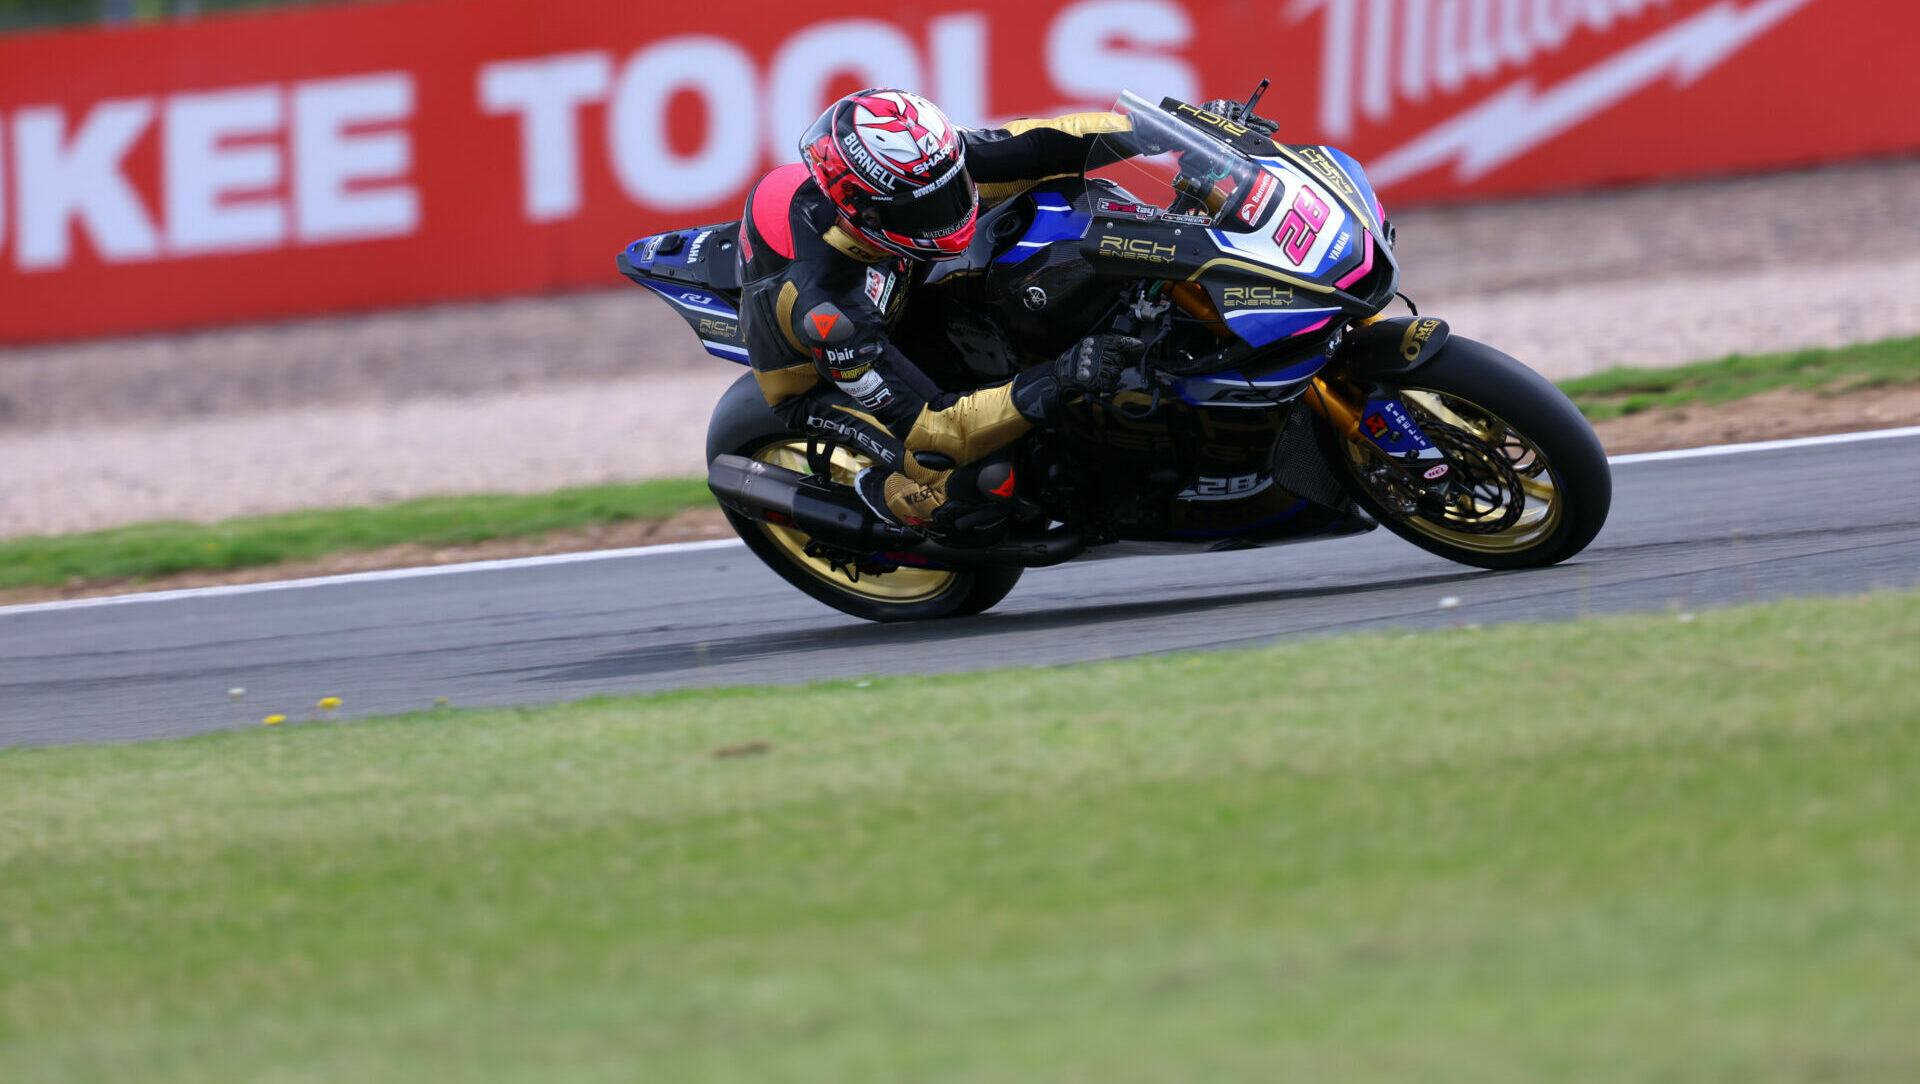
707, 454, 1084, 567
707, 454, 876, 550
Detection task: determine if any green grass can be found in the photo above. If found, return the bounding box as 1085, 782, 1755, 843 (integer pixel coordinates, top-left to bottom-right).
1560, 334, 1920, 420
0, 477, 713, 591
8, 334, 1919, 593
3, 590, 1918, 1081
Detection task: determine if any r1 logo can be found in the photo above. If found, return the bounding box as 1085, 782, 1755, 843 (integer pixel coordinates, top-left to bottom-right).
1273, 186, 1332, 264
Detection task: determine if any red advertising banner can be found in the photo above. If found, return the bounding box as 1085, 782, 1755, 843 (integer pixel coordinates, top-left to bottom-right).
0, 0, 1912, 344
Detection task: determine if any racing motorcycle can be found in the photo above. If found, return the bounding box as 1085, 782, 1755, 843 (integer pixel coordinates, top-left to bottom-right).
619, 88, 1611, 622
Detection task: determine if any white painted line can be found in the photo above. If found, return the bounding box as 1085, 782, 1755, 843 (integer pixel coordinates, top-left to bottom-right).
1606, 424, 1920, 465
4, 425, 1917, 619
0, 538, 745, 617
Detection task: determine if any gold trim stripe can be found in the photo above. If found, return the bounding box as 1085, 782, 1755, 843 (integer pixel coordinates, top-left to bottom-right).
823, 224, 889, 263
904, 383, 1031, 463
774, 280, 807, 355
999, 112, 1133, 140
830, 404, 886, 430
832, 405, 945, 485
755, 362, 817, 404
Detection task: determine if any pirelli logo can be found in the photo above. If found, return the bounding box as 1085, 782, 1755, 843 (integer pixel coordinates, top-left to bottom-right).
1098, 236, 1176, 264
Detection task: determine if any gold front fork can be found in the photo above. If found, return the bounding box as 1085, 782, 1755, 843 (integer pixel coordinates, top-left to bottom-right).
1306, 314, 1387, 441
1306, 376, 1366, 441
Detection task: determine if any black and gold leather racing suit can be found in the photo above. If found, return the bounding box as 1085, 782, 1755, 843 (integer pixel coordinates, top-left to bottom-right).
735, 113, 1130, 527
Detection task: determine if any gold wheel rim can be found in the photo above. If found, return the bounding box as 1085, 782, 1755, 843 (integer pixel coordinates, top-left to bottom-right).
1342, 389, 1565, 554
749, 439, 960, 603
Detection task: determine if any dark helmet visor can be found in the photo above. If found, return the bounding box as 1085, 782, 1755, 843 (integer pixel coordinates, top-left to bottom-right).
864, 163, 976, 240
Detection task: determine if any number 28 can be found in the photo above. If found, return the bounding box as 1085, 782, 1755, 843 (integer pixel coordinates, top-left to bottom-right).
1273, 186, 1332, 264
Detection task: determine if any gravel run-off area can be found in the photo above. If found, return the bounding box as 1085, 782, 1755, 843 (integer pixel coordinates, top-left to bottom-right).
3, 156, 1918, 539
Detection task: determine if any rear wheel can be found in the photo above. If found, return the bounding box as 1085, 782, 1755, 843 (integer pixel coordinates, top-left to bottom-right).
1317, 337, 1611, 570
705, 377, 1022, 621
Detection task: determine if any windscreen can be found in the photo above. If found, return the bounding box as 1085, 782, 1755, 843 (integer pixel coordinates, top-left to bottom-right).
1084, 92, 1260, 229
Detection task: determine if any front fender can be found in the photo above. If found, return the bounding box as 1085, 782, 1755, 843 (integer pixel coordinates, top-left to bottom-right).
1332, 315, 1450, 379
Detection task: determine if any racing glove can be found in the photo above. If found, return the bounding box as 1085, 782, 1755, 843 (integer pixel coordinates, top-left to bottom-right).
1011, 333, 1142, 425
1200, 98, 1280, 139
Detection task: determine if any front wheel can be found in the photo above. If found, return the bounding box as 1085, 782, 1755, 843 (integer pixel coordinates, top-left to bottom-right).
1315, 336, 1612, 570
706, 374, 1023, 622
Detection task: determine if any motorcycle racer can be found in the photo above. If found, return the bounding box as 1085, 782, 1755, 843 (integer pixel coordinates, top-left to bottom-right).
640, 86, 1611, 624
737, 88, 1151, 535
738, 89, 1281, 536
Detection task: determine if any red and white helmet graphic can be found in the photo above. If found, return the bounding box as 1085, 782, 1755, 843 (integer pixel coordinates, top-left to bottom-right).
800, 89, 977, 261
849, 90, 957, 180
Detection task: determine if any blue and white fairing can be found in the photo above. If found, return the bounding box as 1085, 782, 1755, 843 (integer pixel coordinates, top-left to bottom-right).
995, 192, 1082, 264
1176, 147, 1386, 404
638, 280, 748, 363
616, 225, 749, 364
1085, 93, 1396, 405
1205, 150, 1385, 346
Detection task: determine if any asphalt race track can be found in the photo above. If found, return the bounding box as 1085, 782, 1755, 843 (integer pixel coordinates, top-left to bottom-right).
4, 431, 1918, 748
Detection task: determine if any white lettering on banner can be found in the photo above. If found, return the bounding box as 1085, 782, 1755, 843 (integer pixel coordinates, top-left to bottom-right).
1293, 0, 1691, 137
1361, 0, 1394, 120
15, 100, 161, 272
479, 52, 612, 222
928, 14, 988, 126
1366, 0, 1818, 186
1431, 0, 1467, 94
293, 73, 418, 243
473, 4, 1195, 223
165, 85, 285, 255
7, 73, 421, 272
608, 35, 759, 211
767, 20, 923, 166
1047, 0, 1197, 109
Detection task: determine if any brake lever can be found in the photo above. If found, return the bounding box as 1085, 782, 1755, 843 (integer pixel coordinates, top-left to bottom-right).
1242, 79, 1270, 122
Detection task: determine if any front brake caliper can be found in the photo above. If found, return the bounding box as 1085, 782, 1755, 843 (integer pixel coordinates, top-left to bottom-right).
1356, 395, 1452, 485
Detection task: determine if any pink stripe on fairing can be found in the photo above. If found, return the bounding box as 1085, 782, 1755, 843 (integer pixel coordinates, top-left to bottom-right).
1289, 315, 1334, 338
1334, 229, 1374, 289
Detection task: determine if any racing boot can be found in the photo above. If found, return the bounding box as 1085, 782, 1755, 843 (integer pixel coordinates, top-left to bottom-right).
1011, 332, 1143, 427
853, 459, 1020, 545
854, 467, 943, 530
928, 459, 1020, 545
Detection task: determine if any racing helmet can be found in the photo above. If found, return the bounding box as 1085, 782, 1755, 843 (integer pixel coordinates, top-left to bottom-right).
799, 89, 977, 261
